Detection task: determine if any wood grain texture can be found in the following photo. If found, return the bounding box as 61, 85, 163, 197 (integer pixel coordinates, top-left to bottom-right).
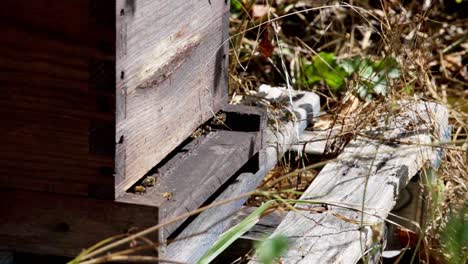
1, 0, 230, 199
0, 0, 116, 198
300, 129, 340, 154
0, 189, 158, 257
213, 207, 287, 263
228, 206, 287, 241
115, 0, 230, 196
119, 129, 261, 241
159, 87, 321, 262
161, 173, 268, 263
249, 101, 448, 264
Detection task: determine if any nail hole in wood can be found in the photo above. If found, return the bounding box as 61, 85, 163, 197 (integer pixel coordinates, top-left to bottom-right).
120, 9, 125, 16
120, 71, 125, 80
118, 135, 124, 144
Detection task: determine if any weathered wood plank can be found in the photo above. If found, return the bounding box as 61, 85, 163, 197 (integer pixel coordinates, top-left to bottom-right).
115, 0, 230, 196
257, 85, 321, 169
159, 89, 320, 262
0, 0, 231, 200
228, 207, 287, 241
249, 101, 448, 264
119, 129, 261, 241
0, 189, 158, 257
214, 207, 287, 263
161, 173, 267, 263
299, 129, 340, 155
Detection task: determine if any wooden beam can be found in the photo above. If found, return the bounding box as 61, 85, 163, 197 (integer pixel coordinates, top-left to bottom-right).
118, 102, 267, 242
299, 129, 340, 155
119, 130, 260, 241
161, 173, 268, 263
257, 86, 321, 170
228, 207, 286, 241
159, 88, 321, 262
249, 101, 448, 263
214, 207, 287, 263
162, 204, 286, 263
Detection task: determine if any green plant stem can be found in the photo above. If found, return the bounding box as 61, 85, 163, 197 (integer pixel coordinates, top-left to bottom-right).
79, 256, 184, 264
72, 192, 257, 263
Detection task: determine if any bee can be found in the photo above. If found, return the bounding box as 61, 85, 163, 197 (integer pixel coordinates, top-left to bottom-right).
191, 125, 213, 139
134, 185, 146, 194
211, 112, 227, 126
141, 176, 156, 187
163, 192, 173, 200
202, 125, 212, 134
190, 128, 203, 139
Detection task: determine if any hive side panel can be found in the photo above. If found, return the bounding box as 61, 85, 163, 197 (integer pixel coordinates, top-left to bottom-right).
0, 0, 116, 198
115, 0, 230, 195
0, 189, 158, 257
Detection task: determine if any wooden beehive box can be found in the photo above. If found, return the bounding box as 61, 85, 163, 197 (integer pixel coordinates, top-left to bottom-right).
0, 0, 229, 199
0, 0, 263, 256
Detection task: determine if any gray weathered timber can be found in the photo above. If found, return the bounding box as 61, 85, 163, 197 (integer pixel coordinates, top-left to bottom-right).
161, 173, 262, 263
163, 204, 286, 263
160, 88, 320, 262
119, 130, 260, 241
299, 129, 340, 154
258, 86, 321, 169
228, 206, 287, 241
115, 0, 230, 196
249, 101, 448, 264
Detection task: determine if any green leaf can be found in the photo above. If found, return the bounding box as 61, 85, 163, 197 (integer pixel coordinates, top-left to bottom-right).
350, 57, 400, 99
402, 85, 414, 95
387, 67, 401, 79
356, 59, 375, 80
357, 84, 372, 100
312, 52, 336, 73
230, 0, 243, 14
322, 70, 346, 90
197, 200, 275, 264
311, 52, 348, 91
299, 54, 400, 97
440, 205, 468, 264
302, 64, 322, 84
374, 57, 400, 79
255, 235, 289, 264
339, 58, 360, 74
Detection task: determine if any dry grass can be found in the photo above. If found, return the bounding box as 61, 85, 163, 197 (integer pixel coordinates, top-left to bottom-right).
69, 1, 466, 263
230, 0, 467, 262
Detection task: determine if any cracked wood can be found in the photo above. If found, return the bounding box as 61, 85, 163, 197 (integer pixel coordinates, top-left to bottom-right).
249, 101, 448, 264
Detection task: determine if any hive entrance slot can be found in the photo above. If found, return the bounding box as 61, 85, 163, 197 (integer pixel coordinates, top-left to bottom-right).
167, 152, 259, 242
117, 105, 266, 242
